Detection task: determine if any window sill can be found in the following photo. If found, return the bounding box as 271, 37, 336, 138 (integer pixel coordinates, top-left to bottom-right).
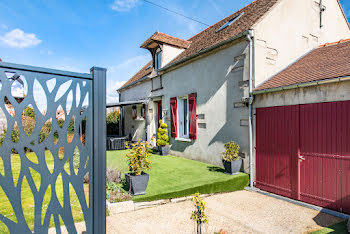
175, 137, 192, 142
151, 87, 163, 92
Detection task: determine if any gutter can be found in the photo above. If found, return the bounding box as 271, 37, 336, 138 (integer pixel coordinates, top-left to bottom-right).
246, 30, 254, 189
159, 31, 249, 73
117, 74, 151, 92
253, 76, 350, 95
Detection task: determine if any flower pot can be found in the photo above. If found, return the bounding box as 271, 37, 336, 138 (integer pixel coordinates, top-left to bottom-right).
159, 145, 170, 156
125, 173, 149, 196
222, 159, 242, 175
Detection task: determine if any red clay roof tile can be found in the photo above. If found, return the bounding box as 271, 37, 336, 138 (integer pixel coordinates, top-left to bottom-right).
140, 32, 191, 49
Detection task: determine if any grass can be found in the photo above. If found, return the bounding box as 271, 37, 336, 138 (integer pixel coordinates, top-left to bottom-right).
107, 150, 249, 202
0, 151, 87, 233
310, 220, 348, 234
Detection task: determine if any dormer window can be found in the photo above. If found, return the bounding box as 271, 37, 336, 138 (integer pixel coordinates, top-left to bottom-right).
155, 50, 162, 70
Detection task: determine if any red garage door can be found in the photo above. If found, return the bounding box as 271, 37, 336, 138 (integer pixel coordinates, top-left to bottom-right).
256, 101, 350, 214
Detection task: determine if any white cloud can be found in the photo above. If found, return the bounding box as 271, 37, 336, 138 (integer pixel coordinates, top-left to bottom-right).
111, 0, 139, 12
106, 54, 150, 103
1, 24, 7, 30
106, 81, 126, 103
0, 29, 42, 48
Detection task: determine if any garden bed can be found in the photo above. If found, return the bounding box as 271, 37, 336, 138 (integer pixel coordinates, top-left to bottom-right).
107, 150, 249, 203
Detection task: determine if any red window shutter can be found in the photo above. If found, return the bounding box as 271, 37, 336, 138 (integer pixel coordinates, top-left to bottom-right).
189, 93, 197, 140
170, 97, 177, 138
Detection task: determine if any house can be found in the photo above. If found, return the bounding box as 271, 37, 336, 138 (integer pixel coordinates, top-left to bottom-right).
116, 0, 350, 213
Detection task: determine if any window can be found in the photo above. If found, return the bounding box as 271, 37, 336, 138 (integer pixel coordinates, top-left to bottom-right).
178, 97, 189, 138
155, 51, 162, 70
216, 12, 244, 33
170, 93, 197, 140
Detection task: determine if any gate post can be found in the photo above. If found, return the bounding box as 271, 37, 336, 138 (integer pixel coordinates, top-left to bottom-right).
91, 67, 107, 234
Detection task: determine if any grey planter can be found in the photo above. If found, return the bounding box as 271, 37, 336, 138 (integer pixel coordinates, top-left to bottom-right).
222, 159, 242, 175
125, 173, 149, 196
159, 145, 170, 156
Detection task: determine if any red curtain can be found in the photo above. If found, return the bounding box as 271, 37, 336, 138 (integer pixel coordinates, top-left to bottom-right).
170, 97, 177, 138
188, 93, 197, 140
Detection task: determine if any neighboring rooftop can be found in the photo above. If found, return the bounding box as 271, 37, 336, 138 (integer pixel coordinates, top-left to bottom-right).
120, 0, 279, 90
140, 32, 191, 49
254, 39, 350, 92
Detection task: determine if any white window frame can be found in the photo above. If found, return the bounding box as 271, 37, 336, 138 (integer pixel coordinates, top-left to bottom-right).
135, 104, 145, 121
176, 96, 190, 141
155, 49, 162, 70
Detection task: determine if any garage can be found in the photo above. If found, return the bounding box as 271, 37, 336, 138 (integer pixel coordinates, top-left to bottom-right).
255, 101, 350, 214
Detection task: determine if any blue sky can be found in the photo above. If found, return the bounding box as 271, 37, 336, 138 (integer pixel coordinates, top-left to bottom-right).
0, 0, 349, 103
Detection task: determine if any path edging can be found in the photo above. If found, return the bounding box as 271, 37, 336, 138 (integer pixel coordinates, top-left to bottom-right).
107, 194, 211, 214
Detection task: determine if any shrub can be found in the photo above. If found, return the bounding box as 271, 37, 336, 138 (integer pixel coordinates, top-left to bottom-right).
106, 168, 121, 184
107, 109, 119, 124
57, 119, 65, 128
73, 147, 80, 170
125, 141, 152, 176
191, 193, 208, 234
157, 120, 169, 147
23, 106, 35, 119
222, 141, 240, 162
107, 109, 119, 136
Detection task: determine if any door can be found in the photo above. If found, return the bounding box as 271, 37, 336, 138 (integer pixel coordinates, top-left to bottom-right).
299, 101, 350, 213
256, 101, 350, 214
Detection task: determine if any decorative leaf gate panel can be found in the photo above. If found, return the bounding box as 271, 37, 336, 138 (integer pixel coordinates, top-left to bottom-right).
0, 62, 106, 233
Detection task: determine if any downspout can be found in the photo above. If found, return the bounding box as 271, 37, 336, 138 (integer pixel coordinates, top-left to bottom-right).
247, 30, 254, 188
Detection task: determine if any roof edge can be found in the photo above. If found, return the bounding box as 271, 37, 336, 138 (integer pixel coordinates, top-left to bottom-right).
254, 47, 315, 91
159, 30, 250, 72
337, 0, 350, 30
253, 75, 350, 95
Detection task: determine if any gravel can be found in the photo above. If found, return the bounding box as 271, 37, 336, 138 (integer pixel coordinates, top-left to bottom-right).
53, 190, 344, 234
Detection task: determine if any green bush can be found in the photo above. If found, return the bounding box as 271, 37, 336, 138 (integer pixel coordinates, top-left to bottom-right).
23, 106, 35, 119
222, 141, 240, 162
107, 109, 119, 124
73, 147, 80, 170
107, 109, 119, 136
157, 120, 169, 147
125, 141, 152, 176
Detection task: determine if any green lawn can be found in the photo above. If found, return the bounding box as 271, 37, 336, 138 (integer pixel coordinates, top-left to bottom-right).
0, 151, 87, 233
107, 150, 249, 202
310, 220, 348, 234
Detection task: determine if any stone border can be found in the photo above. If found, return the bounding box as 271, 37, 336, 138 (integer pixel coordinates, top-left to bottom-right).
107, 194, 211, 215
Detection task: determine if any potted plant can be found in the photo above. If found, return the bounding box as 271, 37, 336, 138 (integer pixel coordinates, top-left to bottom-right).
124, 141, 152, 195
157, 120, 170, 156
222, 141, 242, 175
